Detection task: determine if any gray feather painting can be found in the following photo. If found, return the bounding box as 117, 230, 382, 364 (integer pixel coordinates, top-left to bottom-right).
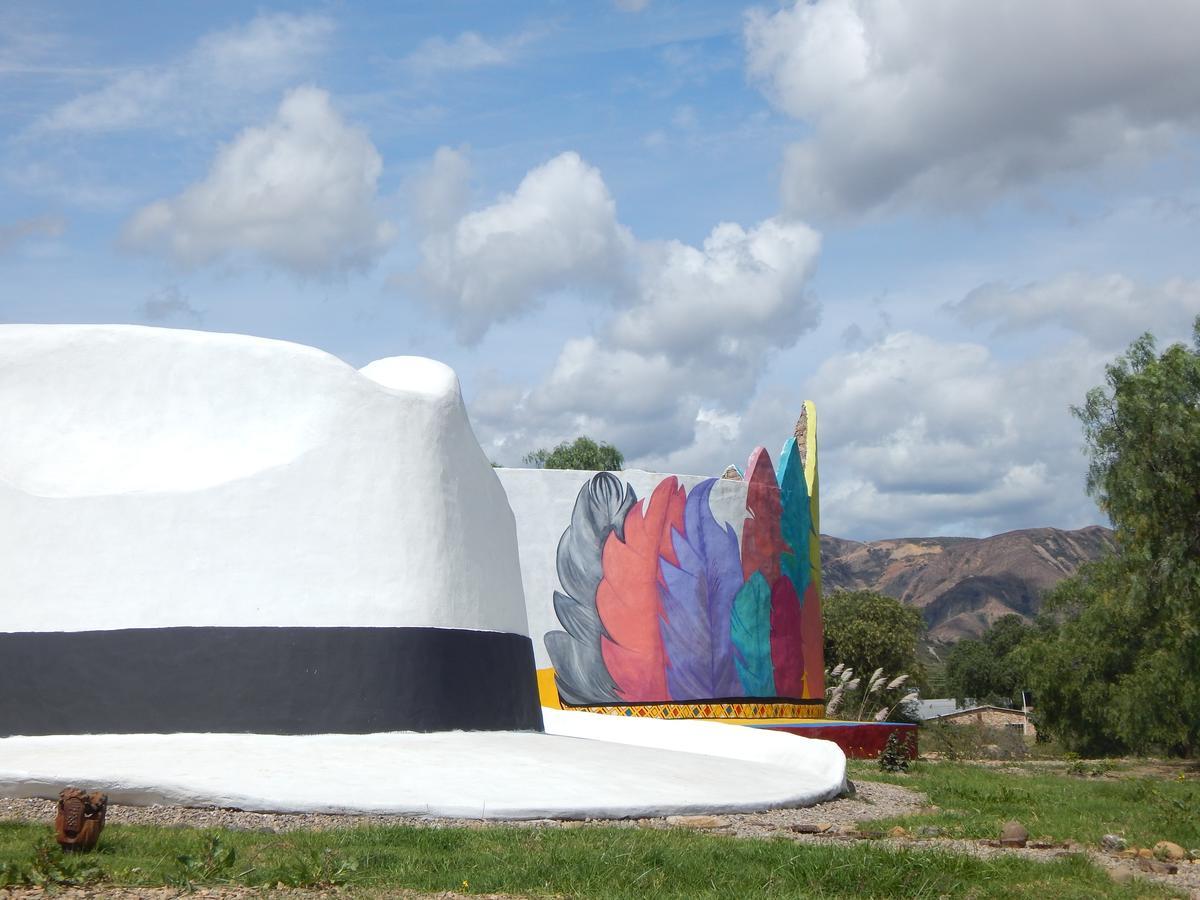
544, 472, 636, 705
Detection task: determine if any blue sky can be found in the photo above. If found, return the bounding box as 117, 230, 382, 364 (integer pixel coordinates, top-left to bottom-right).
2, 0, 1198, 539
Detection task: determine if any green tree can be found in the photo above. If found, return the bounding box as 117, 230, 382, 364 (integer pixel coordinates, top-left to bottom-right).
1020, 318, 1200, 756
823, 590, 925, 686
523, 436, 625, 471
943, 614, 1031, 708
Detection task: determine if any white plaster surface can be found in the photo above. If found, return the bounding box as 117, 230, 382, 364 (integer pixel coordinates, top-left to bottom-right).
0, 711, 846, 819
496, 467, 750, 669
0, 325, 528, 636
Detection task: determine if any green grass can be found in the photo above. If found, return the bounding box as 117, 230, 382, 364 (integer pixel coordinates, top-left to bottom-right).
850, 759, 1200, 850
0, 819, 1171, 899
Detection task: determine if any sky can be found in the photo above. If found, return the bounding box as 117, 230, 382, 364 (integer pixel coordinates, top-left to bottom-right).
2, 0, 1198, 540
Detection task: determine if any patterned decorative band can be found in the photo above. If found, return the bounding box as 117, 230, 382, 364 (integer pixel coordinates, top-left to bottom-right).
564, 700, 827, 720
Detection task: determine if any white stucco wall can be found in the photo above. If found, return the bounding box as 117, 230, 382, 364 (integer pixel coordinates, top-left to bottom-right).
0, 324, 529, 637
496, 467, 749, 669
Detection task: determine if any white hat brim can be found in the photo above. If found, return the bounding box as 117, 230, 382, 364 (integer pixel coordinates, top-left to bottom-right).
0, 709, 847, 820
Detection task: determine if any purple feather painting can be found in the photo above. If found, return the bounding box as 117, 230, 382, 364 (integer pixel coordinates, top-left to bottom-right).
657, 479, 743, 700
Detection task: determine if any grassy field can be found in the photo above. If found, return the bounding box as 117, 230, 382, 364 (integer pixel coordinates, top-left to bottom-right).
0, 816, 1172, 899
1, 759, 1194, 897
849, 758, 1200, 850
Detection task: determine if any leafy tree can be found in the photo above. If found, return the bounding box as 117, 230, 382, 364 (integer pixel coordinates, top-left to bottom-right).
523, 436, 625, 471
823, 590, 925, 689
943, 614, 1031, 708
1019, 318, 1200, 756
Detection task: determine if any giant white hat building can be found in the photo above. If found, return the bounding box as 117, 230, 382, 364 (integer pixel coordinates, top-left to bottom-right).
0, 324, 845, 818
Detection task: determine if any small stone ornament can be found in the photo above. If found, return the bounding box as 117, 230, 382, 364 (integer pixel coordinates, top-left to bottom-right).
55, 787, 108, 851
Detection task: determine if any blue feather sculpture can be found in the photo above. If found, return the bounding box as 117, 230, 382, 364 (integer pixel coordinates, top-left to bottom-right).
777, 437, 812, 598
730, 571, 775, 696
545, 472, 637, 705
657, 479, 744, 699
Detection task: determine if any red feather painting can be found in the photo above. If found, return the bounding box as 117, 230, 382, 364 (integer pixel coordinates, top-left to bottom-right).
741, 448, 788, 586
768, 575, 806, 698
801, 582, 825, 697
596, 477, 686, 701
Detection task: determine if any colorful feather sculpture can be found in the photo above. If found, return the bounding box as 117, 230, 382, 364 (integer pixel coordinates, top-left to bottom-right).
596, 477, 686, 701
771, 436, 815, 697
741, 447, 788, 585
776, 437, 812, 597
768, 574, 806, 697
544, 472, 637, 705
657, 478, 744, 700
801, 580, 824, 697
730, 571, 775, 696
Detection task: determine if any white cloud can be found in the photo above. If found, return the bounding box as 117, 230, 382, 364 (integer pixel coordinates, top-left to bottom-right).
0, 214, 65, 254
424, 149, 823, 463
192, 11, 332, 87
415, 151, 634, 342
614, 217, 820, 366
744, 0, 1200, 218
139, 285, 203, 324
407, 145, 473, 235
614, 0, 651, 11
805, 330, 1107, 538
403, 29, 535, 76
952, 274, 1200, 350
124, 87, 394, 276
32, 12, 332, 134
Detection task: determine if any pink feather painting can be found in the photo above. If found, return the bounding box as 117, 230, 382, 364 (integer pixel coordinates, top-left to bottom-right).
595, 477, 686, 701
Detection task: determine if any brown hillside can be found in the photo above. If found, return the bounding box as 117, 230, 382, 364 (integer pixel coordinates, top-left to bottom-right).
820, 526, 1116, 642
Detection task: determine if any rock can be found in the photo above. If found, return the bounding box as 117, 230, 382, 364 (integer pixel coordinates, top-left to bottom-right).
1138, 848, 1155, 858
665, 815, 728, 829
999, 820, 1029, 848
1137, 858, 1178, 875
1107, 867, 1134, 885
790, 823, 832, 834
1154, 840, 1186, 860
888, 826, 908, 838
1118, 850, 1137, 859
1100, 833, 1127, 852
915, 826, 941, 837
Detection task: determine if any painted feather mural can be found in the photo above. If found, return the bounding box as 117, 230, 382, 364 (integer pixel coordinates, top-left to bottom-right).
657, 479, 743, 700
543, 472, 637, 705
543, 427, 824, 708
741, 448, 788, 586
777, 438, 812, 599
594, 477, 685, 702
777, 435, 824, 698
769, 574, 806, 697
730, 571, 774, 696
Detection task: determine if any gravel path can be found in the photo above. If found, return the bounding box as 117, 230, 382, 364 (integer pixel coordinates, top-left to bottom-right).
0, 780, 922, 834
3, 781, 1197, 898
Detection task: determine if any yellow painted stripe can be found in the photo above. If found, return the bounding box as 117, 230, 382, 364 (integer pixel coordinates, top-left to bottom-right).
535, 667, 562, 709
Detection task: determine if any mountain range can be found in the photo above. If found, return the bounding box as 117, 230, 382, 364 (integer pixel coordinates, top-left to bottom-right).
820, 526, 1116, 643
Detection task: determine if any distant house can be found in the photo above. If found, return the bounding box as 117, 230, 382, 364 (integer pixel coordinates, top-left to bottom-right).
914, 698, 1036, 739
